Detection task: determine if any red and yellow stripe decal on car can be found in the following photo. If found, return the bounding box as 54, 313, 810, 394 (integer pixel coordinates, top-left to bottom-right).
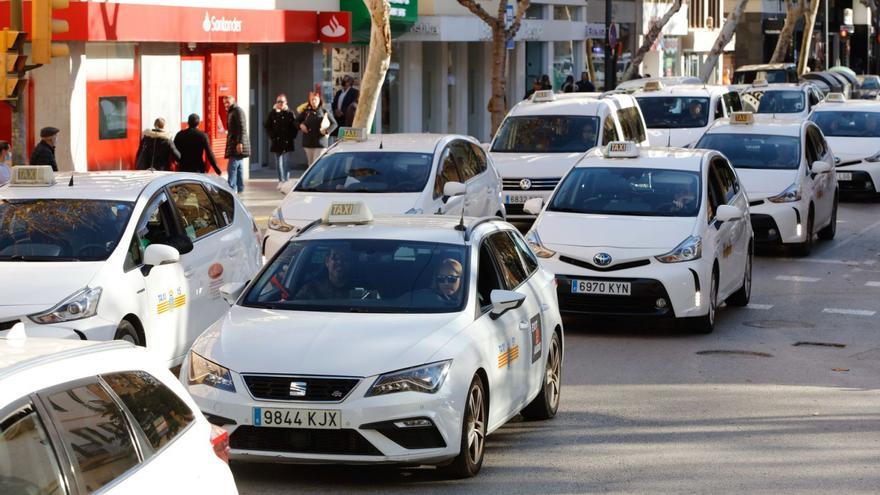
498, 345, 520, 368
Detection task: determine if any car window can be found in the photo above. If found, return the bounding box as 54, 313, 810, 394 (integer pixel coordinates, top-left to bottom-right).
636, 97, 710, 129
714, 98, 725, 119
477, 243, 504, 310
706, 167, 722, 222
804, 128, 819, 166
486, 231, 528, 290
723, 91, 743, 112
297, 152, 434, 194
0, 402, 65, 494
810, 111, 880, 137
601, 115, 618, 145
46, 382, 140, 493
206, 185, 235, 226
711, 159, 739, 203
697, 134, 801, 170
130, 193, 182, 267
756, 91, 805, 114
468, 143, 489, 175
492, 116, 601, 152
510, 231, 538, 275
168, 183, 221, 241
617, 106, 647, 142
450, 141, 481, 182
433, 148, 464, 198
102, 372, 195, 453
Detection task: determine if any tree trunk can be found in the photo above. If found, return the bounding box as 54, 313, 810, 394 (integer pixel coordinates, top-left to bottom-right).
352, 0, 392, 133
488, 29, 508, 134
769, 0, 805, 64
700, 0, 749, 83
796, 0, 821, 75
622, 0, 686, 82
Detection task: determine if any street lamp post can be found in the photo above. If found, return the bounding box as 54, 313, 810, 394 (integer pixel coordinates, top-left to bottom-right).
604, 0, 614, 90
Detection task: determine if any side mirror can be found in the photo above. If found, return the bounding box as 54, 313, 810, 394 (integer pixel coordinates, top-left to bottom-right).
523, 197, 544, 215
812, 161, 832, 174
715, 204, 744, 223
279, 178, 299, 195
489, 289, 526, 320
442, 181, 466, 203
219, 282, 247, 305
143, 244, 180, 267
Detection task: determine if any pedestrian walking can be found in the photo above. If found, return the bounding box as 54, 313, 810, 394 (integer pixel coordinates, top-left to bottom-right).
174, 114, 220, 174
30, 127, 60, 171
264, 93, 297, 183
297, 91, 337, 168
562, 75, 576, 93
540, 74, 552, 90
524, 79, 542, 100
223, 95, 250, 193
135, 118, 180, 171
0, 141, 11, 186
575, 72, 596, 92
332, 75, 360, 128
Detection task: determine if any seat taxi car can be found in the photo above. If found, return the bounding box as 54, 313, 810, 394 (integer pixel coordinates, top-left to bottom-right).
489, 90, 649, 220
264, 130, 504, 257
0, 327, 236, 494
522, 142, 753, 333
0, 167, 262, 366
697, 112, 838, 256
184, 203, 564, 477
740, 82, 825, 120
809, 95, 880, 198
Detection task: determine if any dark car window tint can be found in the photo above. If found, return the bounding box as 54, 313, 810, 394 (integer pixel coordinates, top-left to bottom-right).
47, 383, 139, 493
510, 231, 539, 275
713, 159, 739, 202
601, 115, 618, 145
487, 232, 528, 290
451, 141, 482, 182
477, 243, 504, 310
0, 402, 65, 494
636, 97, 710, 129
468, 143, 489, 174
169, 183, 221, 241
103, 372, 195, 452
492, 115, 601, 153
207, 185, 235, 226
617, 106, 647, 142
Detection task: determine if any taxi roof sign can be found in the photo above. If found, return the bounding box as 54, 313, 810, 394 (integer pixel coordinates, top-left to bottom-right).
826, 92, 846, 103
604, 141, 639, 158
322, 201, 374, 225
10, 165, 55, 186
643, 80, 664, 92
531, 90, 556, 102
730, 111, 755, 125
338, 127, 368, 142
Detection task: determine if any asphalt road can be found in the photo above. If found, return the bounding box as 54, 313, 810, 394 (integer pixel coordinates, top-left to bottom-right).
233, 195, 880, 494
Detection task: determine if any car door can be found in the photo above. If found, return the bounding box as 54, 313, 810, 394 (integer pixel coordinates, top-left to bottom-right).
716, 158, 750, 288
707, 160, 738, 297
509, 230, 551, 397
431, 145, 466, 216
806, 126, 835, 226
0, 399, 70, 494
471, 142, 503, 216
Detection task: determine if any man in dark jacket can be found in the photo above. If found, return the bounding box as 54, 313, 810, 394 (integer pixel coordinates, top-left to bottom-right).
575, 72, 596, 92
174, 114, 220, 174
332, 76, 359, 128
135, 118, 180, 171
264, 93, 297, 183
30, 127, 60, 171
223, 95, 249, 193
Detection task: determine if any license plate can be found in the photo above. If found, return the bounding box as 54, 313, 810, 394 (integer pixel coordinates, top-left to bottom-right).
837, 172, 852, 181
571, 279, 632, 296
505, 194, 537, 204
253, 407, 341, 429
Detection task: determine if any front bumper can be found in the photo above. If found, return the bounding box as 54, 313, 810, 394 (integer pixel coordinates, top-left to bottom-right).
836, 166, 879, 197
747, 201, 805, 245
0, 314, 117, 341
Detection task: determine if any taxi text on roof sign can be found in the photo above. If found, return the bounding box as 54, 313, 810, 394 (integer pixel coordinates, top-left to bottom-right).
730, 112, 754, 125
10, 165, 55, 186
339, 127, 368, 142
531, 90, 556, 102
644, 80, 664, 91
322, 201, 374, 225
604, 141, 639, 158
826, 92, 846, 103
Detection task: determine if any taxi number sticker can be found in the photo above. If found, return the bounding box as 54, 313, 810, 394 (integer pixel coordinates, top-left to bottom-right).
837, 172, 852, 181
571, 280, 632, 296
530, 314, 542, 364
253, 408, 341, 429
330, 203, 357, 216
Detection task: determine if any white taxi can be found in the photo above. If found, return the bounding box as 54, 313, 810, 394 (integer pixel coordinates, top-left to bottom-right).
490, 90, 649, 220
0, 327, 237, 494
697, 112, 838, 256
264, 129, 504, 258
809, 96, 880, 198
184, 202, 564, 477
522, 142, 753, 333
0, 167, 262, 366
633, 82, 743, 147
740, 82, 825, 121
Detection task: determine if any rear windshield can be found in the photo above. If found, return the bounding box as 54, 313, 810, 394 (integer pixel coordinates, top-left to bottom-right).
810, 111, 880, 138
752, 91, 805, 114
0, 199, 134, 261
491, 116, 600, 153
636, 97, 710, 128
550, 167, 701, 217
733, 70, 788, 85
296, 152, 433, 193
697, 134, 801, 170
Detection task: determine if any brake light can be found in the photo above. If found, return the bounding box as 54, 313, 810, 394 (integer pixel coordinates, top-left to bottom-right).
210, 424, 230, 463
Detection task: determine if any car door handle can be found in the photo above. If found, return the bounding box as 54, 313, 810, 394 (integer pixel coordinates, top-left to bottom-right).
227, 249, 242, 258
183, 267, 195, 278
519, 321, 530, 330
541, 303, 551, 312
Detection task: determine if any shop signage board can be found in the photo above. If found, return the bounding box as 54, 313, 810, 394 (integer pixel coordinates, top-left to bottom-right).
340, 0, 418, 43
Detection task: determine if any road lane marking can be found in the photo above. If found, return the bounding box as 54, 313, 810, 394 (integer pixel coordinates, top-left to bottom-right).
866, 281, 880, 287
835, 218, 880, 249
746, 304, 774, 310
775, 275, 821, 282
777, 258, 865, 266
822, 308, 877, 317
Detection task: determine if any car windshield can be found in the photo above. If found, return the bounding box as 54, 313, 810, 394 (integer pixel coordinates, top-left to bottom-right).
0, 199, 134, 261
733, 70, 788, 84
491, 116, 600, 153
549, 167, 701, 217
296, 152, 433, 193
753, 91, 805, 114
243, 239, 468, 313
810, 111, 880, 138
636, 97, 710, 128
697, 134, 801, 170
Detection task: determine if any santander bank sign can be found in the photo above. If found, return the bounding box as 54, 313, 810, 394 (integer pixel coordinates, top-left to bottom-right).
202, 12, 243, 33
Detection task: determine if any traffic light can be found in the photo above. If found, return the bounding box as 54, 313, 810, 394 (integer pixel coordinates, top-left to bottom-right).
0, 29, 27, 100
32, 0, 70, 65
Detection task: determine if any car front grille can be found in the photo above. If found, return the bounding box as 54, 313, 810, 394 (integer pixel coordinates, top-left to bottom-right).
555, 275, 674, 316
838, 170, 876, 194
559, 255, 651, 272
242, 375, 360, 402
230, 426, 382, 456
502, 177, 560, 191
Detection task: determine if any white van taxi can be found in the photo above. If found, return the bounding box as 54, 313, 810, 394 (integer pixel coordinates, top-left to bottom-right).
0, 328, 237, 494
633, 82, 744, 147
740, 82, 825, 121
489, 90, 649, 220
264, 129, 504, 258
0, 168, 262, 366
523, 142, 753, 333
809, 96, 880, 198
184, 202, 564, 478
697, 112, 838, 255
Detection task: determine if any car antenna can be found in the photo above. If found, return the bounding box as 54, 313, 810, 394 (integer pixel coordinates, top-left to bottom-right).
379, 140, 383, 149
68, 174, 74, 187
456, 192, 467, 232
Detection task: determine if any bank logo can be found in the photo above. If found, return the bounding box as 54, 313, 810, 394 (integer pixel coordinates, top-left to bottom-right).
321, 15, 346, 38
203, 12, 243, 33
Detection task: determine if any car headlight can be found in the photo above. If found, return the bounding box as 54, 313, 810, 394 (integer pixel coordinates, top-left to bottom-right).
767, 183, 801, 203
188, 352, 236, 392
865, 151, 880, 162
267, 208, 295, 232
29, 287, 102, 324
525, 230, 556, 258
655, 236, 702, 263
366, 360, 452, 397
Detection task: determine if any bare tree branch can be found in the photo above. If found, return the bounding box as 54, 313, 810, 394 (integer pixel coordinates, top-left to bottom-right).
456, 0, 499, 27
506, 0, 531, 41
622, 0, 687, 81
700, 0, 749, 82
769, 0, 806, 64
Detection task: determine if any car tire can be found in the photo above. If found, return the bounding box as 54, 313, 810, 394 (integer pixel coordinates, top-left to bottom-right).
114, 320, 143, 347
689, 269, 718, 334
520, 331, 562, 421
442, 375, 487, 479
727, 248, 752, 307
792, 210, 814, 257
817, 197, 837, 240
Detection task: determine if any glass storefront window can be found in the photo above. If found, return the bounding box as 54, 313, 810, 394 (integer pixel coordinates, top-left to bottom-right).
553, 41, 574, 90
98, 96, 128, 140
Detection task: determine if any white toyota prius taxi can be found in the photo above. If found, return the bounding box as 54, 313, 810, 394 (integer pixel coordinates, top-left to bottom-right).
263, 129, 504, 258
184, 203, 564, 477
697, 112, 838, 256
522, 142, 753, 333
0, 167, 262, 366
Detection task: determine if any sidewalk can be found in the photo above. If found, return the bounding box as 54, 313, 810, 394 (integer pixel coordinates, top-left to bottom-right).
238, 165, 304, 227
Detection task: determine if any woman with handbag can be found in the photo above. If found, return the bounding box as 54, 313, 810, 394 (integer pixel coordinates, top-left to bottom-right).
297, 91, 338, 168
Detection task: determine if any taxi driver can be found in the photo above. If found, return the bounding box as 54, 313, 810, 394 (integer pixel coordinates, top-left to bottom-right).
413, 258, 464, 305
296, 246, 353, 299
